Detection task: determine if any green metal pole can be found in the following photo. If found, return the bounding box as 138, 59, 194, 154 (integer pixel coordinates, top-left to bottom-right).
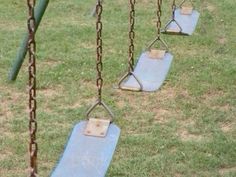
8, 0, 49, 81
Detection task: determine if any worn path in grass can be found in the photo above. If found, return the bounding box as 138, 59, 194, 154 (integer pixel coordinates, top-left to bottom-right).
0, 0, 236, 176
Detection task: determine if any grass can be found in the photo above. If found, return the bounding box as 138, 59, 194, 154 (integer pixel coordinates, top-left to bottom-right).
0, 0, 236, 176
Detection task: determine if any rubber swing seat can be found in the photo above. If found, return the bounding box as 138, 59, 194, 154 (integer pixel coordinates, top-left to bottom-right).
163, 8, 200, 35
120, 51, 173, 92
51, 121, 120, 177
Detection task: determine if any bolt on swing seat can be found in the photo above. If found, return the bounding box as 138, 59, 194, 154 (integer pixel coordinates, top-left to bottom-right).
51, 102, 120, 177
163, 0, 200, 35
119, 38, 173, 92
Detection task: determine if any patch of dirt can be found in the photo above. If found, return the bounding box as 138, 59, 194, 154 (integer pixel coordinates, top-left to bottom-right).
154, 109, 171, 124
178, 129, 203, 141
113, 90, 151, 109
113, 86, 180, 125
220, 122, 233, 133
170, 147, 177, 153
0, 168, 26, 177
141, 0, 149, 3
219, 166, 236, 175
177, 118, 195, 127
201, 90, 224, 105
0, 151, 13, 161
80, 43, 94, 49
40, 58, 62, 67
178, 89, 191, 99
82, 81, 97, 91
218, 37, 227, 45
0, 86, 23, 120
65, 97, 96, 110
0, 20, 23, 31
212, 104, 231, 112
206, 3, 216, 12
157, 87, 177, 100
38, 86, 63, 97
67, 102, 82, 109
116, 99, 127, 109
174, 173, 182, 177
0, 102, 13, 120
202, 90, 224, 98
0, 129, 15, 138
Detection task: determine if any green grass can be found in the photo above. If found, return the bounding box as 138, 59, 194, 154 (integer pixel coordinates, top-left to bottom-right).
0, 0, 236, 176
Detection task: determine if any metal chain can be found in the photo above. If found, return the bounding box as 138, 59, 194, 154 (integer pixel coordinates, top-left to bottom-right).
27, 0, 38, 176
96, 0, 103, 103
128, 0, 135, 72
156, 0, 162, 38
172, 0, 176, 19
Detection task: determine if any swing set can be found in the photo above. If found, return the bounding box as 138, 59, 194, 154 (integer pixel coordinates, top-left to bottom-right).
11, 0, 200, 176
118, 0, 199, 92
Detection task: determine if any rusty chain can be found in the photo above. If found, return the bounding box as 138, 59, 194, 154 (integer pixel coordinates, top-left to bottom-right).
27, 0, 38, 176
156, 0, 162, 38
86, 0, 115, 120
117, 0, 143, 91
96, 0, 103, 103
128, 0, 135, 72
147, 0, 168, 50
172, 0, 176, 19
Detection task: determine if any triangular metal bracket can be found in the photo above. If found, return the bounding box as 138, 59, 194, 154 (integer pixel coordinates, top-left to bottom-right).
163, 18, 183, 34
118, 71, 143, 91
86, 100, 114, 122
147, 36, 169, 52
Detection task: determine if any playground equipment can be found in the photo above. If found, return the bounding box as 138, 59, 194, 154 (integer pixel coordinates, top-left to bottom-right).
25, 1, 120, 176
163, 0, 200, 35
8, 0, 49, 81
13, 0, 201, 176
118, 0, 173, 92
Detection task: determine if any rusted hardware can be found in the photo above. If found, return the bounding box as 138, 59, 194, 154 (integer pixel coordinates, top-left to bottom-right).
96, 0, 103, 103
147, 0, 169, 51
128, 0, 135, 72
27, 0, 38, 176
86, 0, 115, 126
156, 0, 162, 39
118, 0, 143, 91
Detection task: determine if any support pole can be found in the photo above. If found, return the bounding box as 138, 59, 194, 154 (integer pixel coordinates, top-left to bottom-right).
8, 0, 49, 81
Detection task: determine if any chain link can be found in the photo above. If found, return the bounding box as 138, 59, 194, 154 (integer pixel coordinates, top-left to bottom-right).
27, 0, 38, 176
172, 0, 176, 19
156, 0, 162, 38
96, 0, 103, 103
128, 0, 135, 72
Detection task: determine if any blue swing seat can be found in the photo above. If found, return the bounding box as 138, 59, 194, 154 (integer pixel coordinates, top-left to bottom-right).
51, 121, 120, 177
120, 51, 173, 92
164, 8, 200, 35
